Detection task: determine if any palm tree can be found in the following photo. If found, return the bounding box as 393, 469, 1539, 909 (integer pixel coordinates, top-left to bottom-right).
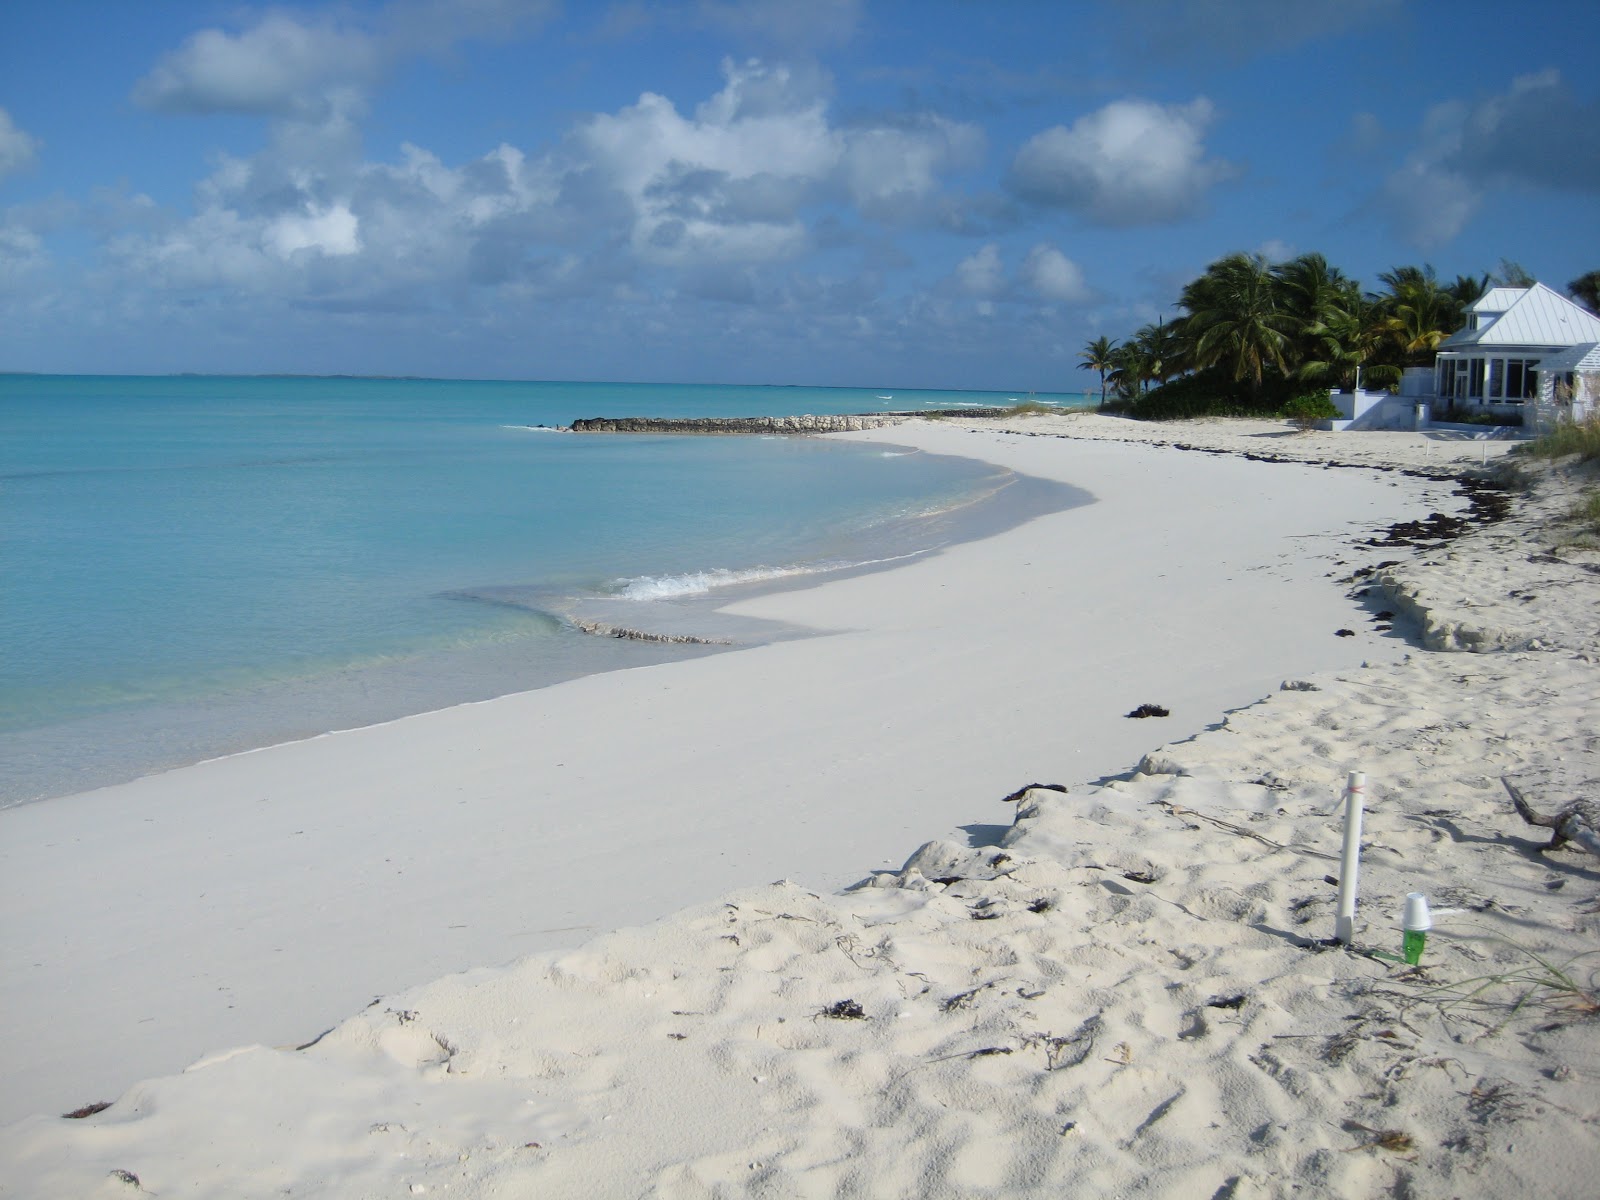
1297, 293, 1399, 392
1376, 265, 1454, 366
1106, 342, 1146, 403
1447, 272, 1488, 311
1178, 253, 1292, 400
1133, 320, 1178, 389
1078, 335, 1119, 406
1492, 258, 1535, 288
1272, 253, 1354, 377
1569, 270, 1600, 315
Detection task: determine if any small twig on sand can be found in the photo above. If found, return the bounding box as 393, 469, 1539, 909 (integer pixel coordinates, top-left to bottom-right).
1155, 800, 1337, 861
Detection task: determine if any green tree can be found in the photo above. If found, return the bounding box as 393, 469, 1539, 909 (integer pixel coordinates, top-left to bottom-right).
1492, 258, 1536, 288
1177, 253, 1292, 400
1105, 342, 1150, 404
1272, 252, 1361, 379
1569, 270, 1600, 314
1376, 265, 1455, 367
1447, 273, 1489, 315
1133, 320, 1179, 389
1078, 335, 1119, 405
1297, 294, 1399, 391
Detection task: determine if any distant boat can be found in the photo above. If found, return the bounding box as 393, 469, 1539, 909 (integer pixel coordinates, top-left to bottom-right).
876, 394, 893, 400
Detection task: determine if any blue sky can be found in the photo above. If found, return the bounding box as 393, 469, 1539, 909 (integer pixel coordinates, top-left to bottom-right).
2, 0, 1597, 390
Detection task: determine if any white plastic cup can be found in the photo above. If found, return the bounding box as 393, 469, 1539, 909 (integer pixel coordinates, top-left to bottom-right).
1402, 892, 1431, 965
1402, 892, 1432, 932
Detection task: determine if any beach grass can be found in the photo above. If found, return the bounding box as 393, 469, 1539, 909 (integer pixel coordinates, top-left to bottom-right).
1515, 413, 1600, 462
1396, 941, 1600, 1039
1558, 487, 1600, 548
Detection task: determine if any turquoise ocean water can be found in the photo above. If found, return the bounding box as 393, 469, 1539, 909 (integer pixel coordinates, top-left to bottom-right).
1, 375, 1088, 805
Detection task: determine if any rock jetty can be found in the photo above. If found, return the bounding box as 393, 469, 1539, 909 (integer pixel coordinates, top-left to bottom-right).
569, 413, 907, 434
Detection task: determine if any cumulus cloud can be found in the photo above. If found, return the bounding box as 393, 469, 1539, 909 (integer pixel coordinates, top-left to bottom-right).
1450, 69, 1600, 192
575, 58, 983, 264
840, 115, 985, 221
0, 224, 50, 289
133, 14, 381, 118
1008, 98, 1232, 225
577, 60, 831, 265
0, 109, 40, 183
1376, 159, 1479, 250
951, 242, 1092, 306
1020, 244, 1091, 303
103, 38, 990, 321
132, 2, 557, 121
956, 244, 1003, 296
1374, 69, 1599, 248
264, 204, 362, 258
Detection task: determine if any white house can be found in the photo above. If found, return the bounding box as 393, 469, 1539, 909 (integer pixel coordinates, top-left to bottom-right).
1432, 282, 1600, 425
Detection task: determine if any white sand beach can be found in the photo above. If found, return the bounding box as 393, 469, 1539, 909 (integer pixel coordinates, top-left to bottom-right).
3, 413, 1596, 1198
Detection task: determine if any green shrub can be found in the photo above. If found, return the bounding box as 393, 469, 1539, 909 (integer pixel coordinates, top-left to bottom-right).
1118, 370, 1341, 423
1438, 406, 1514, 427
1281, 390, 1339, 432
1113, 367, 1276, 420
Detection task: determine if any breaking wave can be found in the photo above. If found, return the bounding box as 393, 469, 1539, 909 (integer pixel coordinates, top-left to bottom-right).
610, 550, 932, 602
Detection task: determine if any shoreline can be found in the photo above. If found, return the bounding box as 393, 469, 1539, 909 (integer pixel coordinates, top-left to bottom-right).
11, 414, 1596, 1197
0, 439, 1070, 810
0, 416, 1463, 1124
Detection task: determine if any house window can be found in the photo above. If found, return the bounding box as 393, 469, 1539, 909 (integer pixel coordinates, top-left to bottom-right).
1520, 359, 1538, 398
1444, 358, 1474, 401
1505, 359, 1538, 400
1489, 358, 1504, 398
1467, 358, 1485, 399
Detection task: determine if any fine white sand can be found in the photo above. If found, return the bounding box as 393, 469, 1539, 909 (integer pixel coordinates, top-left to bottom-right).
4, 413, 1597, 1198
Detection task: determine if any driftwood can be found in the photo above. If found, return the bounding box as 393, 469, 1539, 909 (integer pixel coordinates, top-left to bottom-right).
1502, 776, 1600, 856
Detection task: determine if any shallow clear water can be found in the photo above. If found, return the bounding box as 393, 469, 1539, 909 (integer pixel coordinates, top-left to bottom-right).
0, 375, 1086, 803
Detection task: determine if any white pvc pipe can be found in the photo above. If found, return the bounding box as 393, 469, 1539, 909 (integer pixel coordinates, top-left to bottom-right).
1335, 771, 1365, 945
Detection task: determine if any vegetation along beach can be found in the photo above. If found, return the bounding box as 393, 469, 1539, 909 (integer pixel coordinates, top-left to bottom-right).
3, 2, 1599, 1197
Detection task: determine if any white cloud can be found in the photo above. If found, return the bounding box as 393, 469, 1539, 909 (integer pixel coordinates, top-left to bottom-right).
132, 1, 559, 119
577, 60, 833, 265
1372, 70, 1600, 249
956, 244, 1003, 295
0, 224, 49, 288
1020, 244, 1090, 303
951, 242, 1091, 307
0, 109, 40, 183
265, 204, 362, 258
840, 116, 984, 220
1452, 69, 1600, 192
1008, 98, 1232, 225
1377, 160, 1479, 250
98, 47, 993, 317
133, 14, 381, 117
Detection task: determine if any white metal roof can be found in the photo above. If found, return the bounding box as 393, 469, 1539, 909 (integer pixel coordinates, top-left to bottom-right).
1471, 286, 1528, 313
1439, 282, 1600, 350
1535, 341, 1600, 373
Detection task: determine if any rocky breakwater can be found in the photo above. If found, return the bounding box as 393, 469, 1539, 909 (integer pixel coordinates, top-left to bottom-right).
569, 413, 908, 434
